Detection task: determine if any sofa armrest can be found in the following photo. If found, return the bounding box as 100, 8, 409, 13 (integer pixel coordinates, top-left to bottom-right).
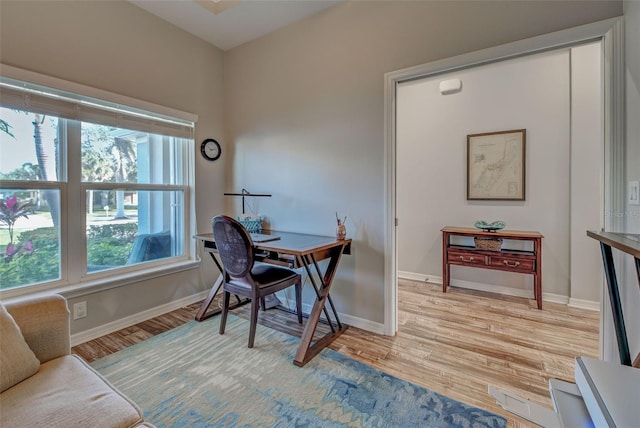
4, 294, 70, 363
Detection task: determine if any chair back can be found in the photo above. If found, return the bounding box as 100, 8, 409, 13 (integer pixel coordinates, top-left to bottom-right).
211, 215, 254, 278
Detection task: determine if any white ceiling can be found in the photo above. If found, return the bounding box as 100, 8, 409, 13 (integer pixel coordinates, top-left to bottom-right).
129, 0, 342, 51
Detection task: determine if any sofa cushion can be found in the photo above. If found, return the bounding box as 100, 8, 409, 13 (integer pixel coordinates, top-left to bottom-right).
0, 355, 145, 428
5, 294, 71, 363
0, 303, 40, 392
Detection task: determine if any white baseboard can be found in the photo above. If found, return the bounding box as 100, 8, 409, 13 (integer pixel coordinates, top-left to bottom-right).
70, 290, 210, 347
398, 271, 598, 309
340, 312, 385, 335
279, 299, 385, 335
73, 270, 595, 348
399, 270, 543, 300
398, 271, 428, 282
568, 297, 600, 311
72, 290, 386, 346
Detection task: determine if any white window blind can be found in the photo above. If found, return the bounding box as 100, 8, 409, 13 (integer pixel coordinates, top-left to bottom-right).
0, 77, 194, 139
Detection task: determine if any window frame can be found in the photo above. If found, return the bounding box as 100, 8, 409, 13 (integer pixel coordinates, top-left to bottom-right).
0, 64, 199, 299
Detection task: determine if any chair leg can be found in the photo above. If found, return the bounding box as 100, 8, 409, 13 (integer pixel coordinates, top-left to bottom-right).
219, 291, 230, 335
260, 297, 266, 311
248, 298, 259, 348
296, 282, 303, 324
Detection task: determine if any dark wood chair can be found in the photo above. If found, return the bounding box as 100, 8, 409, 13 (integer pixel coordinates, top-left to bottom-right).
212, 215, 303, 348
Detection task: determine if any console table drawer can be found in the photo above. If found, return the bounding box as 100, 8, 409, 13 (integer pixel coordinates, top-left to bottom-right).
488, 255, 535, 273
448, 250, 486, 266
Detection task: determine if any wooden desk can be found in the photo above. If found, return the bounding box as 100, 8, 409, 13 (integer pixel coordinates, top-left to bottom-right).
442, 226, 543, 309
195, 231, 352, 367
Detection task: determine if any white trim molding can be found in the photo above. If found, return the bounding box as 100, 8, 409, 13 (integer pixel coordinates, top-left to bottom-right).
398, 272, 569, 305
568, 298, 601, 311
0, 260, 201, 301
70, 290, 210, 346
279, 299, 385, 335
398, 270, 580, 307
0, 63, 198, 123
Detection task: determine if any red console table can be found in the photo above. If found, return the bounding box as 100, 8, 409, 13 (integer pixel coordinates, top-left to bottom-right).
442, 226, 544, 309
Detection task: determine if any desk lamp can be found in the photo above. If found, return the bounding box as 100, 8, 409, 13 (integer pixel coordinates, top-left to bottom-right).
224, 188, 271, 214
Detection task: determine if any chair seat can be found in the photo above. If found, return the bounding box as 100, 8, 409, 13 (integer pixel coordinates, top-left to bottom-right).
228, 264, 300, 291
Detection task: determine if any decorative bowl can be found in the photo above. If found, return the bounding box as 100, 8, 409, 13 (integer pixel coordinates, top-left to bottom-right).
473, 220, 506, 232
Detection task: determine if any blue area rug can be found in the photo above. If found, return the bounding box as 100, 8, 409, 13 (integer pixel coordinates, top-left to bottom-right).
91, 315, 506, 427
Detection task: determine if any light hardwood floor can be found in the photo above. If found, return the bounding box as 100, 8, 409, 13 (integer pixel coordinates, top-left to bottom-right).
73, 279, 599, 427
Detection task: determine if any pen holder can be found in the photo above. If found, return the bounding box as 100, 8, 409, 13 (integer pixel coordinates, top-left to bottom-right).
336, 223, 346, 240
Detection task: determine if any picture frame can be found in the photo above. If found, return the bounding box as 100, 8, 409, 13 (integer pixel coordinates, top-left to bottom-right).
467, 129, 526, 201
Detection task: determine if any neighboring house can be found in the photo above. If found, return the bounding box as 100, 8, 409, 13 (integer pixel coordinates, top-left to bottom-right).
0, 1, 637, 359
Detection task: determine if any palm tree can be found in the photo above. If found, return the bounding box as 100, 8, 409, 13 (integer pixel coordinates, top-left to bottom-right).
82, 124, 113, 214
82, 149, 114, 214
110, 137, 136, 218
1, 119, 14, 137
4, 112, 62, 228
33, 114, 60, 227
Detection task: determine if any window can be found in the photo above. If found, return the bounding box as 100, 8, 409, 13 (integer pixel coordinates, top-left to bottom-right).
0, 70, 196, 294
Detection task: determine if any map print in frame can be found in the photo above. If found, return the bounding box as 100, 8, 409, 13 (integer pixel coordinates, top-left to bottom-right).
467, 129, 526, 201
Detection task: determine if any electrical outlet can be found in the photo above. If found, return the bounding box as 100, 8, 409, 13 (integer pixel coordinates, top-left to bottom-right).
73, 301, 87, 320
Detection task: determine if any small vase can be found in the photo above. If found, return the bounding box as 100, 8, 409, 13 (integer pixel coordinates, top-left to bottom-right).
336, 223, 346, 240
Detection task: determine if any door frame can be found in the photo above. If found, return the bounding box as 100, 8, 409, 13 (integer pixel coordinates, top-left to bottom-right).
383, 17, 625, 340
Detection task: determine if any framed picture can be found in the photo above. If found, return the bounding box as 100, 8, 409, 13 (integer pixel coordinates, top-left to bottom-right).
467, 129, 526, 201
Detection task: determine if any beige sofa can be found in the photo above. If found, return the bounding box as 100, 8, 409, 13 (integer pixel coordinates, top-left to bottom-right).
1, 294, 154, 427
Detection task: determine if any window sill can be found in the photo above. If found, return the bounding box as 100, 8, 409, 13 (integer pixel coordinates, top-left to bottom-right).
0, 259, 201, 302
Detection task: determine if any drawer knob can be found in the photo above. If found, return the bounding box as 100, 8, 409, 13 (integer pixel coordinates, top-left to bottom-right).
503, 260, 520, 267
459, 256, 475, 262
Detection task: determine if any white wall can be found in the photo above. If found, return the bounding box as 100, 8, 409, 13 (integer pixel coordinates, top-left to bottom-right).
570, 43, 604, 304
0, 0, 225, 335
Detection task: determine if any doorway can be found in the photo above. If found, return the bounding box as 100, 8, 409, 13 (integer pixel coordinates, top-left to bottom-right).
383, 18, 625, 348
397, 43, 602, 304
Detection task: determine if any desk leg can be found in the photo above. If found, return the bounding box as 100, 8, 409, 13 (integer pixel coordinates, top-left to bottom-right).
195, 252, 250, 322
293, 245, 348, 367
195, 275, 224, 321
599, 242, 631, 366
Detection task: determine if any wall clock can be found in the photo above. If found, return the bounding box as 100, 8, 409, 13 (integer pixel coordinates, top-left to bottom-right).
200, 138, 221, 161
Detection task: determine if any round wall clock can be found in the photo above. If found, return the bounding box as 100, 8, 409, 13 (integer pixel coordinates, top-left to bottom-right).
200, 138, 221, 161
